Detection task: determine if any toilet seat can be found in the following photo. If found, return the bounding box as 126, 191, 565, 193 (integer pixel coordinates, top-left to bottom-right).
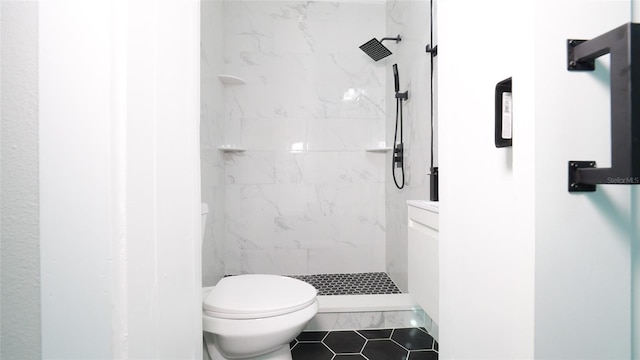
203, 274, 317, 319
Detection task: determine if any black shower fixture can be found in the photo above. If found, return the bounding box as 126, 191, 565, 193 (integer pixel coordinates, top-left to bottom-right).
392, 64, 408, 190
359, 35, 401, 61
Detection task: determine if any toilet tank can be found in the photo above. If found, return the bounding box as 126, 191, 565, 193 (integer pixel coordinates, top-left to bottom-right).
201, 203, 209, 241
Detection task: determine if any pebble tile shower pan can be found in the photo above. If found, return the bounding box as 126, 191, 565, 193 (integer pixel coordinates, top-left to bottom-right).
286, 272, 402, 296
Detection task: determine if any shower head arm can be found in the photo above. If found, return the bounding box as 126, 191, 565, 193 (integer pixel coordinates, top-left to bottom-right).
380, 35, 401, 43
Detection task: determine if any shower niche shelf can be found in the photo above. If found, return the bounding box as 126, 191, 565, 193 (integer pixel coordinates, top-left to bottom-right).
218, 145, 246, 153
218, 74, 246, 85
366, 147, 392, 153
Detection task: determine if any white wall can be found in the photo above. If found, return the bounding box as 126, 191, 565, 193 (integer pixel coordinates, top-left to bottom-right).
0, 2, 41, 358
438, 0, 536, 357
39, 0, 201, 358
440, 0, 634, 358
39, 1, 113, 356
533, 1, 631, 358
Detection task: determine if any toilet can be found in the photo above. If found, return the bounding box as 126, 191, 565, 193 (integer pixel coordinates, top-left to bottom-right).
202, 275, 318, 359
200, 205, 318, 360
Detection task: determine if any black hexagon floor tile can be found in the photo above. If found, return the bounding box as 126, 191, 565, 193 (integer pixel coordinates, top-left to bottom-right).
292, 327, 438, 360
357, 329, 393, 339
291, 342, 334, 360
408, 350, 439, 360
323, 331, 366, 354
392, 328, 435, 350
362, 339, 409, 359
297, 331, 328, 342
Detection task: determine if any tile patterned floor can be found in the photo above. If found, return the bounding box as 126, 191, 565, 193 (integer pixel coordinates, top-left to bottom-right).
286, 272, 402, 296
290, 328, 438, 360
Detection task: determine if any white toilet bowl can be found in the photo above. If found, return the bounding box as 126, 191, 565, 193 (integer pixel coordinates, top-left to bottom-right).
202, 274, 318, 360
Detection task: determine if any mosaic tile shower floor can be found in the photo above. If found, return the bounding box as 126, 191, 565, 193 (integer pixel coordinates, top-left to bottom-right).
290, 328, 438, 360
286, 272, 402, 296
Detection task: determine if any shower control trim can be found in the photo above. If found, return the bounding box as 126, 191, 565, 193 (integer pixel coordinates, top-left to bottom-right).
393, 144, 404, 168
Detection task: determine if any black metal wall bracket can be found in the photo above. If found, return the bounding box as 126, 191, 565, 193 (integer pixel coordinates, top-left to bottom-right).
566, 23, 640, 192
568, 161, 597, 192
395, 91, 408, 100
425, 44, 438, 57
567, 40, 595, 71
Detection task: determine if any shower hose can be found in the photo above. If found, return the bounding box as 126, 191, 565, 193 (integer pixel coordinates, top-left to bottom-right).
393, 96, 405, 189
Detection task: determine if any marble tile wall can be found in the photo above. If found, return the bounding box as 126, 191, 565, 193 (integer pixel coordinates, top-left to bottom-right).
384, 0, 433, 292
222, 0, 388, 275
201, 1, 227, 286
201, 0, 434, 287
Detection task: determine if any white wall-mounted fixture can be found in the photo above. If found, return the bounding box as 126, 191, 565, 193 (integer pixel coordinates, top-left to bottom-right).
218, 145, 246, 153
218, 74, 246, 85
366, 147, 392, 153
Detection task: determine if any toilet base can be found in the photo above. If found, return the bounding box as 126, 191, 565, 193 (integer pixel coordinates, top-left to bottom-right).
205, 340, 292, 360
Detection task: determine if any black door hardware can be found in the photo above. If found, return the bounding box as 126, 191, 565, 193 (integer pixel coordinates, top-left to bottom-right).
567, 23, 640, 192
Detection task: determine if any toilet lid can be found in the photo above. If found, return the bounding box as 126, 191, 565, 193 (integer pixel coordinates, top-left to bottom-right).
203, 274, 317, 319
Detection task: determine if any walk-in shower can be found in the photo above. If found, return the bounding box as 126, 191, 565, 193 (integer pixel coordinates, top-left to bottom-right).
200, 1, 435, 335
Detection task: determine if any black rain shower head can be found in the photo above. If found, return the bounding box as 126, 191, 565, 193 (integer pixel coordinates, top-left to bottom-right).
359, 35, 401, 61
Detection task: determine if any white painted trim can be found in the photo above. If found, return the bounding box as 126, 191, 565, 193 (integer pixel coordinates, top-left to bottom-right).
39, 0, 201, 358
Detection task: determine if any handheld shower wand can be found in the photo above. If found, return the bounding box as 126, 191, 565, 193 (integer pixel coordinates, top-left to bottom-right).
392, 64, 408, 190
393, 64, 408, 100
